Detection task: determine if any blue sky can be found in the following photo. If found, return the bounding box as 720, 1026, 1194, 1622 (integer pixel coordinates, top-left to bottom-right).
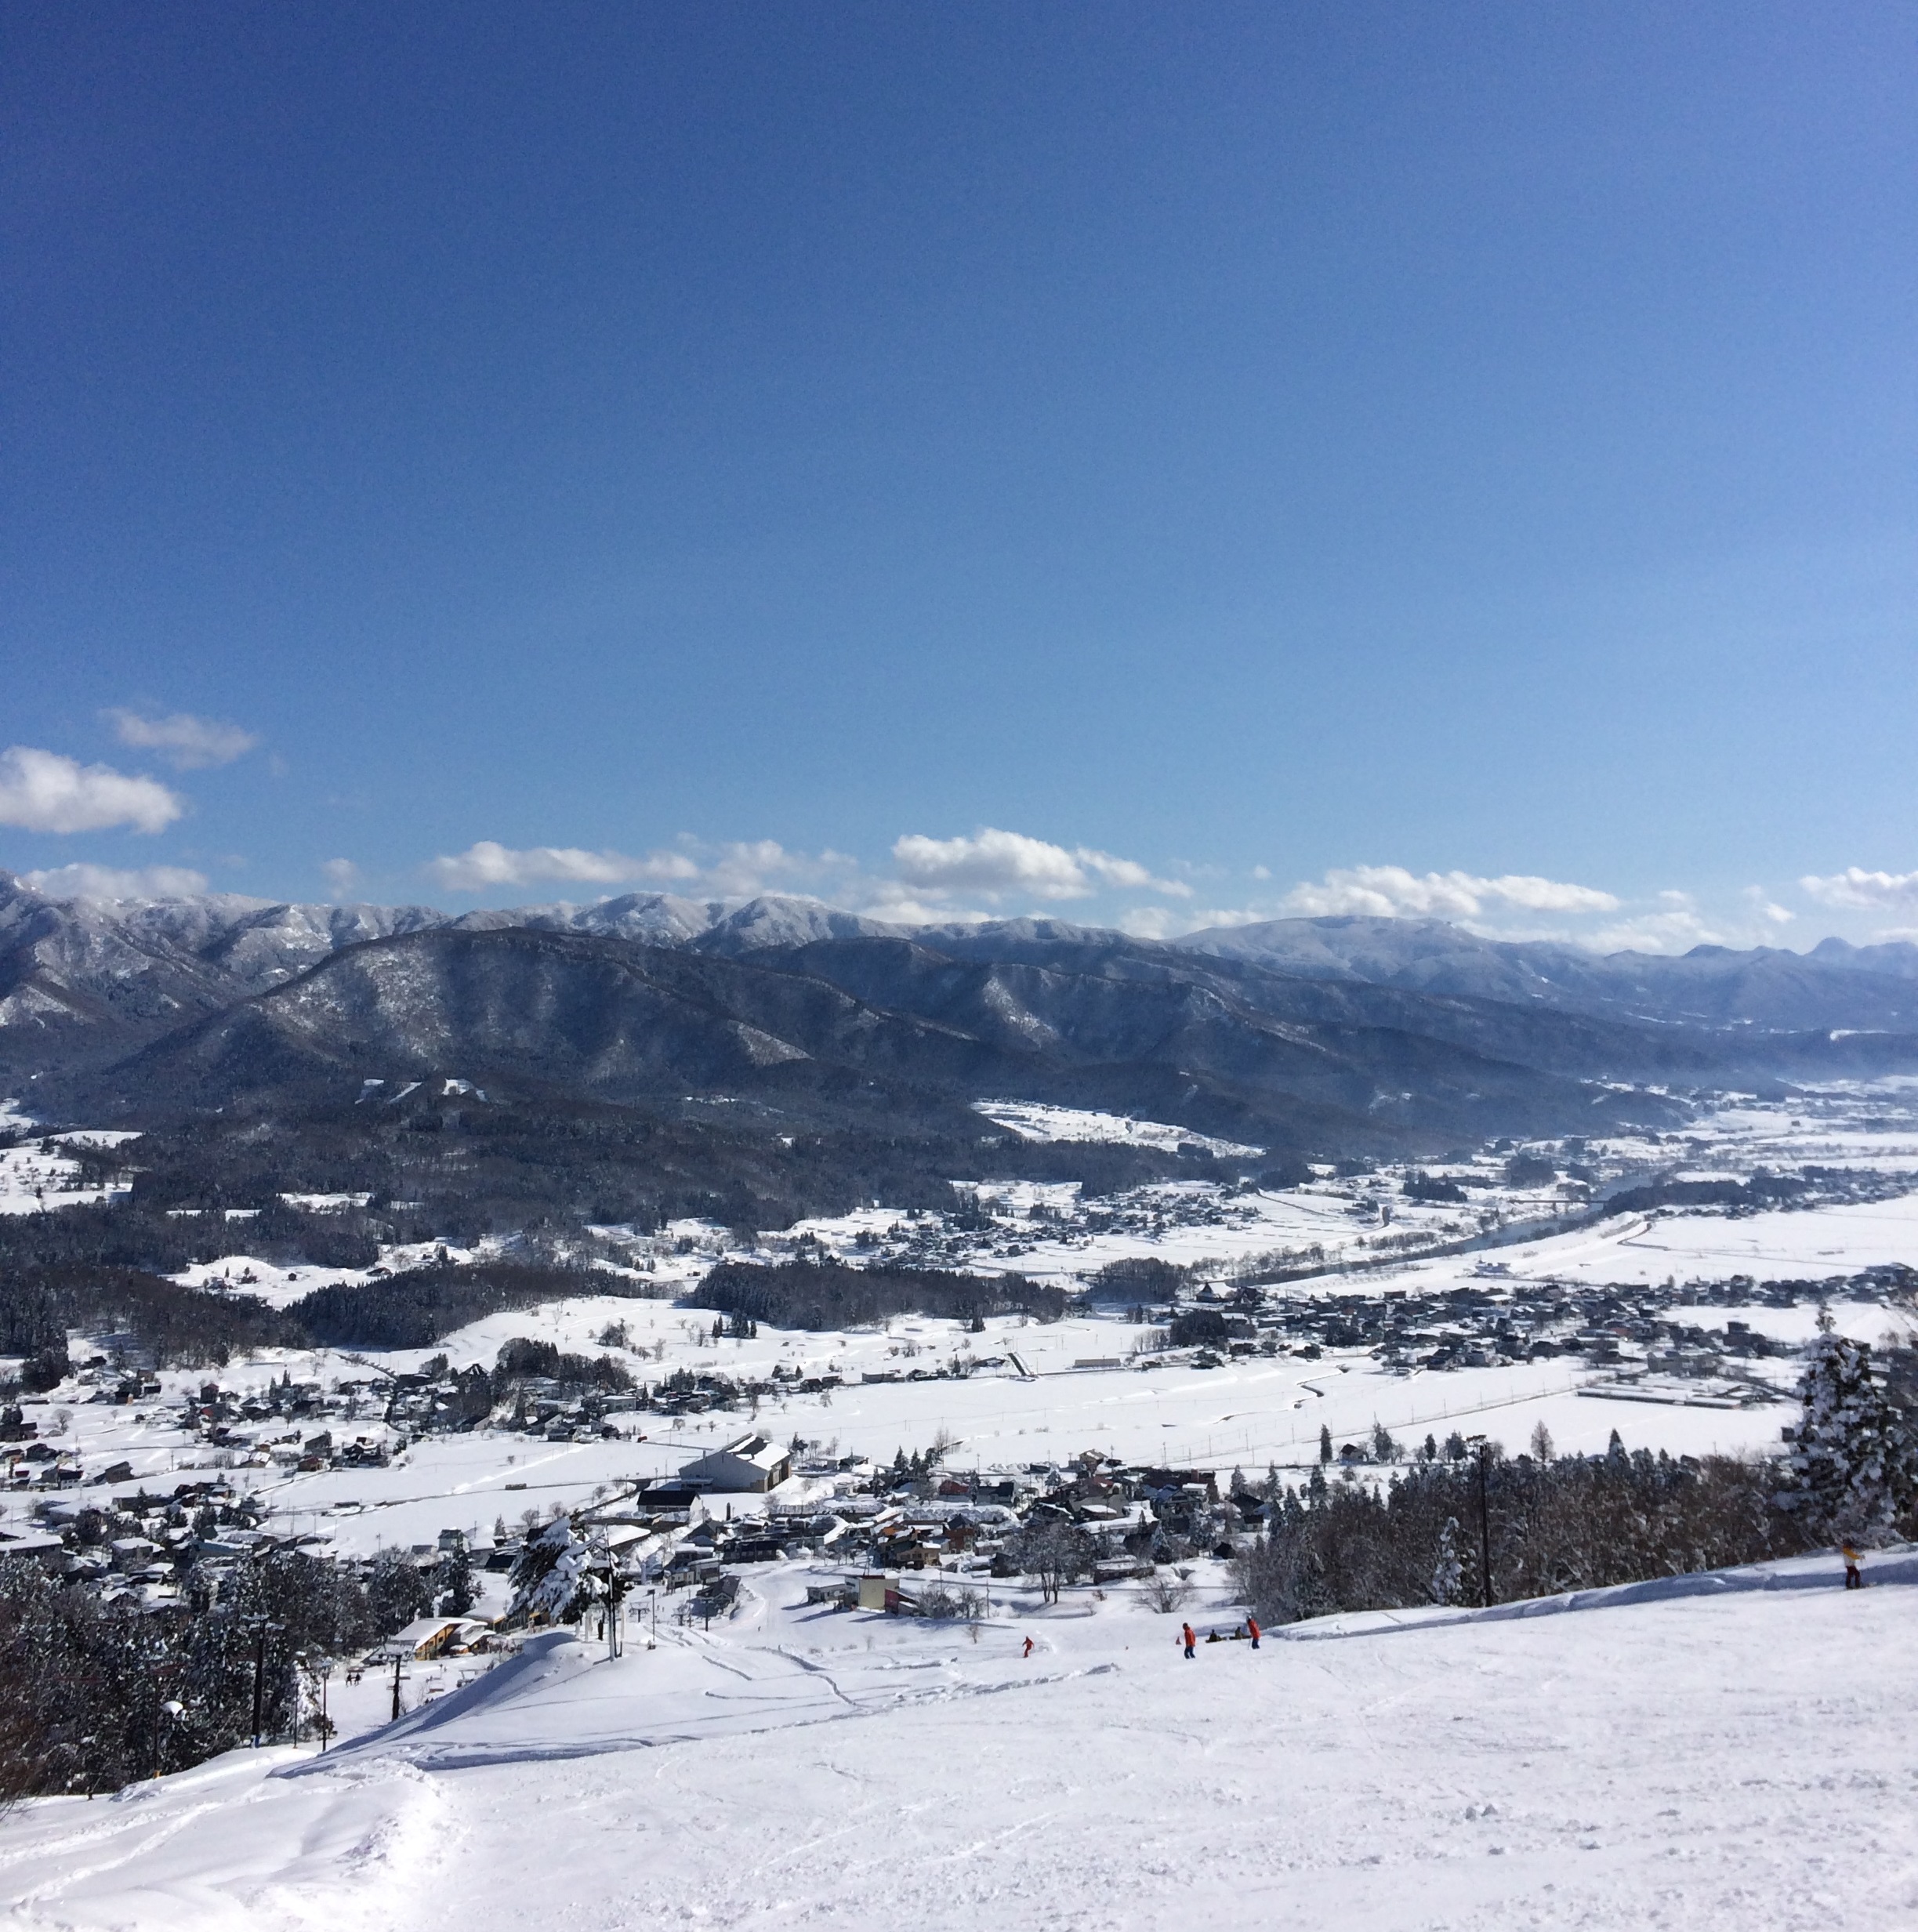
3, 2, 1915, 950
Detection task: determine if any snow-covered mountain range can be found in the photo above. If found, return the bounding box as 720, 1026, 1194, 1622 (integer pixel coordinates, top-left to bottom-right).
7, 871, 1918, 1050
7, 872, 1918, 1151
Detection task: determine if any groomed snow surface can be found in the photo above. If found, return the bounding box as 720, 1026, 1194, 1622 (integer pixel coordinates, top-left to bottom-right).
5, 1551, 1914, 1931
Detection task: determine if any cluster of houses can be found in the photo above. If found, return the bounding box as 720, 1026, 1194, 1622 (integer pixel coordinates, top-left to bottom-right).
483, 1434, 1245, 1631
1153, 1264, 1913, 1385
8, 1476, 292, 1608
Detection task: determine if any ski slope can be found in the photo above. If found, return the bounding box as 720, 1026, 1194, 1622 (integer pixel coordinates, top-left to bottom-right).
5, 1552, 1914, 1931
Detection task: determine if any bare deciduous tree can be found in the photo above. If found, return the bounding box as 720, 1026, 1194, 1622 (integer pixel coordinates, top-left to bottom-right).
1140, 1571, 1191, 1614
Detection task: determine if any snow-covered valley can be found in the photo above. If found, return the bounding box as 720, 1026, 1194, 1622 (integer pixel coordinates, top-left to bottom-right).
5, 1086, 1918, 1928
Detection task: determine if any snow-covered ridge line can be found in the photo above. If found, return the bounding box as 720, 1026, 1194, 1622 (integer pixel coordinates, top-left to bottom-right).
1282, 1544, 1918, 1641
10, 868, 1918, 1045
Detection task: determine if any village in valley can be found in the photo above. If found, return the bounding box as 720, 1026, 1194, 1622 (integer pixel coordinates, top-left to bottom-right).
4, 1084, 1915, 1756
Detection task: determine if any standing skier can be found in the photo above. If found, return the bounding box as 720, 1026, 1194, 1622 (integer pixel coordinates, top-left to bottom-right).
1843, 1543, 1864, 1589
1022, 1635, 1035, 1658
1180, 1622, 1197, 1659
1246, 1615, 1260, 1651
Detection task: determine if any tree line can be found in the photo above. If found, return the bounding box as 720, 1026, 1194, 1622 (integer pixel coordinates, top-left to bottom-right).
1231, 1325, 1917, 1627
0, 1539, 470, 1803
691, 1258, 1068, 1331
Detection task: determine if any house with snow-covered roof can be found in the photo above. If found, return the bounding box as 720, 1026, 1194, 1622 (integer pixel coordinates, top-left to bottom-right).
368, 1615, 491, 1662
678, 1432, 792, 1493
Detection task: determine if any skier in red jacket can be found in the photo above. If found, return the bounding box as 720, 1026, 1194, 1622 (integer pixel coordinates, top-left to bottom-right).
1246, 1615, 1261, 1650
1181, 1622, 1197, 1659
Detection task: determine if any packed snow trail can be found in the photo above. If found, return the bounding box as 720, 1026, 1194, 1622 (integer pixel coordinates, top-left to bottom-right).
5, 1556, 1917, 1931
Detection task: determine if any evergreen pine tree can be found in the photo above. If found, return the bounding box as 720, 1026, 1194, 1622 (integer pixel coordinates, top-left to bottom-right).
1318, 1424, 1333, 1464
1430, 1516, 1463, 1605
436, 1545, 476, 1617
1779, 1320, 1916, 1542
507, 1517, 590, 1624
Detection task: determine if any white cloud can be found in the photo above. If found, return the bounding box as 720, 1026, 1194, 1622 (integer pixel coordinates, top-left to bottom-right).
846, 883, 989, 926
321, 857, 361, 900
1114, 905, 1188, 941
1800, 867, 1918, 912
1282, 864, 1619, 921
0, 745, 185, 835
699, 839, 810, 898
427, 841, 703, 893
891, 827, 1189, 903
104, 709, 259, 770
1584, 892, 1726, 955
423, 836, 855, 901
1116, 904, 1276, 941
24, 861, 210, 901
1742, 886, 1795, 926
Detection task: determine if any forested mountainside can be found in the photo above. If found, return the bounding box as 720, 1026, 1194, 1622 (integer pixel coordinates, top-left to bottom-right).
9, 875, 1918, 1175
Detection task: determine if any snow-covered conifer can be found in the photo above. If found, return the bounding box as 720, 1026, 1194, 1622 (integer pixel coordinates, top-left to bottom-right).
1430, 1516, 1463, 1606
1778, 1325, 1916, 1542
508, 1517, 591, 1624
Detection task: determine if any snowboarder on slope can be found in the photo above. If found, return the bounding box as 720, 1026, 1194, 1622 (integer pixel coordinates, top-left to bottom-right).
1843, 1543, 1864, 1589
1181, 1622, 1197, 1659
1246, 1615, 1260, 1651
1023, 1636, 1035, 1658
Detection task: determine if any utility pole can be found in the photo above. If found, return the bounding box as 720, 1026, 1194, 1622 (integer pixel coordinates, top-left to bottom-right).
1469, 1436, 1494, 1608
243, 1616, 283, 1748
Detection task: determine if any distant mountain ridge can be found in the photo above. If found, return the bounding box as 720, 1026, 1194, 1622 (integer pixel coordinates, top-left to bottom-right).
5, 872, 1917, 1058
6, 874, 1918, 1156
70, 921, 1712, 1151
1173, 915, 1918, 1032
0, 872, 1099, 1067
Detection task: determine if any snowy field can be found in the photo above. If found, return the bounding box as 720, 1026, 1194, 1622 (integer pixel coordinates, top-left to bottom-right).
6, 1086, 1918, 1557
1345, 1193, 1918, 1298
5, 1550, 1915, 1931
974, 1098, 1267, 1158
0, 1137, 134, 1216
23, 1272, 1862, 1567
13, 1086, 1918, 1559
